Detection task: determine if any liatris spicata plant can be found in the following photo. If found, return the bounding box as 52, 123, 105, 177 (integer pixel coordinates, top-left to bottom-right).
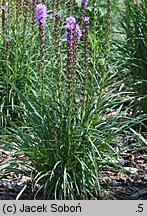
6, 39, 9, 81
82, 0, 88, 6
81, 17, 89, 115
65, 16, 76, 114
22, 0, 30, 32
84, 17, 89, 84
1, 5, 10, 121
32, 0, 37, 25
27, 0, 32, 7
35, 3, 47, 91
1, 5, 8, 76
1, 5, 7, 71
69, 0, 73, 16
93, 0, 97, 71
55, 13, 63, 118
16, 0, 21, 21
36, 3, 47, 32
81, 0, 88, 25
65, 16, 81, 98
105, 0, 112, 60
55, 13, 61, 69
65, 16, 82, 42
65, 16, 81, 159
53, 0, 56, 18
5, 39, 9, 115
1, 5, 6, 37
97, 0, 112, 109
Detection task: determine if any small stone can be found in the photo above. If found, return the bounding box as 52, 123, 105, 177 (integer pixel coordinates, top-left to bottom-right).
123, 167, 138, 174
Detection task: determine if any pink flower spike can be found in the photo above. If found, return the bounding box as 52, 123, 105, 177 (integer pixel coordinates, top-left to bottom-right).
2, 5, 6, 11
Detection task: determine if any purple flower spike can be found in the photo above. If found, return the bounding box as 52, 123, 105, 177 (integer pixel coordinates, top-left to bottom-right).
84, 17, 90, 26
66, 16, 76, 24
2, 5, 6, 11
2, 5, 6, 36
82, 0, 88, 7
75, 24, 82, 40
36, 4, 47, 26
65, 16, 82, 41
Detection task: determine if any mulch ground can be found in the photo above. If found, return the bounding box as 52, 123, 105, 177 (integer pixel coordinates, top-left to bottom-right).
0, 137, 147, 200
100, 146, 147, 200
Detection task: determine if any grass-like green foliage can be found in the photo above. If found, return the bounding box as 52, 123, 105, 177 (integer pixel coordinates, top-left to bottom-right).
0, 0, 146, 199
118, 0, 147, 113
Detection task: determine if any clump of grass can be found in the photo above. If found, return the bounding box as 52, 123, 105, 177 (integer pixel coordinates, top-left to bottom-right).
117, 0, 147, 113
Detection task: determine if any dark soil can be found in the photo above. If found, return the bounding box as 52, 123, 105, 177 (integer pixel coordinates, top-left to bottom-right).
100, 147, 147, 200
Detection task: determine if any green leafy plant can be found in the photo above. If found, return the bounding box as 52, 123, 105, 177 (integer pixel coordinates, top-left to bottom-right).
118, 0, 147, 112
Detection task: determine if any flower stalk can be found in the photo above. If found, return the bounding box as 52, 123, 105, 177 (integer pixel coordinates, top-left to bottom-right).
6, 39, 9, 83
2, 5, 6, 38
105, 0, 112, 61
1, 5, 9, 116
93, 0, 97, 71
32, 0, 37, 26
35, 3, 47, 93
55, 13, 63, 119
1, 5, 8, 77
97, 0, 112, 109
81, 17, 90, 119
22, 0, 29, 33
81, 0, 88, 26
69, 0, 73, 16
53, 0, 56, 18
65, 16, 81, 163
16, 0, 21, 22
84, 17, 89, 87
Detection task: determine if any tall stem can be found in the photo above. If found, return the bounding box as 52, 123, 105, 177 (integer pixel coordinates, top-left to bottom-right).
69, 0, 73, 15
55, 13, 63, 119
93, 0, 97, 72
125, 0, 131, 39
39, 23, 45, 95
81, 17, 89, 121
97, 0, 112, 109
14, 0, 21, 81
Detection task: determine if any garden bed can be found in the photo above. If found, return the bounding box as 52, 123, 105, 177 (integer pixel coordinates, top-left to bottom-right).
0, 135, 146, 200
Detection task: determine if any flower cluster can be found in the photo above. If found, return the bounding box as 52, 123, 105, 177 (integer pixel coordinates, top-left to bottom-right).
35, 3, 47, 85
36, 3, 47, 26
2, 5, 6, 11
65, 16, 82, 41
2, 5, 6, 36
84, 17, 90, 27
64, 16, 81, 119
82, 0, 88, 7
